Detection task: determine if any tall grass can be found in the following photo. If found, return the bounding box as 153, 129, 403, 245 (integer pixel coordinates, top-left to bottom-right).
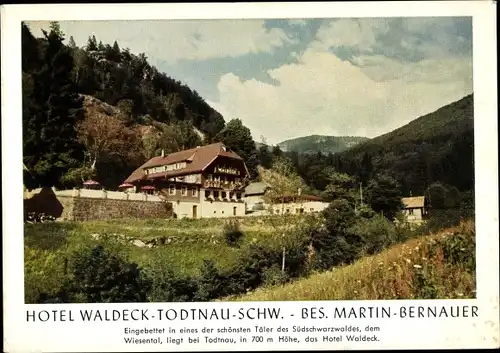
227, 220, 476, 301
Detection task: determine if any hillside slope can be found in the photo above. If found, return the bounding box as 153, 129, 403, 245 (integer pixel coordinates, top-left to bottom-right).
339, 94, 474, 195
278, 135, 369, 154
228, 220, 475, 301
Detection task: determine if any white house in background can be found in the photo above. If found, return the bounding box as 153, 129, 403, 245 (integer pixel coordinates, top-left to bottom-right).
267, 194, 329, 215
122, 142, 249, 219
244, 181, 270, 212
244, 181, 330, 215
402, 196, 428, 224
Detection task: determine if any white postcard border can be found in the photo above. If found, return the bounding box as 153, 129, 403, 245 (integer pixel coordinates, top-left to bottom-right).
2, 2, 498, 352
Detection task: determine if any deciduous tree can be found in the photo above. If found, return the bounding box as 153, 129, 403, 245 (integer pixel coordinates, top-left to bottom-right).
215, 119, 259, 179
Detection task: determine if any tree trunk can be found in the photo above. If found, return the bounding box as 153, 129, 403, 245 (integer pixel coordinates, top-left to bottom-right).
282, 246, 286, 274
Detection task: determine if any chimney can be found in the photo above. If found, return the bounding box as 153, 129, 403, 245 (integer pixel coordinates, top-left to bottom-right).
161, 149, 165, 157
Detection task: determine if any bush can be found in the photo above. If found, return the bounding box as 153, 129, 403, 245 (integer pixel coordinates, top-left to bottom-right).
25, 247, 68, 303
348, 214, 397, 255
310, 200, 359, 270
143, 256, 197, 302
68, 245, 151, 303
223, 220, 244, 247
195, 260, 226, 301
262, 265, 289, 287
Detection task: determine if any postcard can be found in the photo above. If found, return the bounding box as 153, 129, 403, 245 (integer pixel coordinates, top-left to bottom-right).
2, 1, 498, 352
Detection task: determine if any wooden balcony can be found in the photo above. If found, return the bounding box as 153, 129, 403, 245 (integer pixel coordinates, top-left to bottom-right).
203, 180, 245, 190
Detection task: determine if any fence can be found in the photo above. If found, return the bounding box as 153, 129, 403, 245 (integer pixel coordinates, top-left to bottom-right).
55, 188, 163, 202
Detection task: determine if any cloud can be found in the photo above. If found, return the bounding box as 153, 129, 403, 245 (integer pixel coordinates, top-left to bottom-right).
288, 19, 308, 27
315, 18, 389, 52
211, 44, 472, 145
313, 17, 472, 62
25, 20, 296, 66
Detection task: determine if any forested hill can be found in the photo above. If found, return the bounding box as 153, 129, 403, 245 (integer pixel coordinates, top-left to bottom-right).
22, 22, 230, 189
277, 135, 369, 154
337, 94, 474, 195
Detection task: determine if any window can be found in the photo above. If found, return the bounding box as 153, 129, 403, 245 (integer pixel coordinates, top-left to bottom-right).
409, 209, 414, 215
221, 191, 227, 199
310, 208, 314, 212
192, 187, 198, 197
229, 192, 234, 199
208, 174, 213, 181
205, 190, 211, 198
169, 185, 176, 195
236, 193, 241, 200
181, 186, 187, 196
213, 191, 220, 198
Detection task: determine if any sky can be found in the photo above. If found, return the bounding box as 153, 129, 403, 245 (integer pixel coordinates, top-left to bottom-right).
26, 17, 473, 145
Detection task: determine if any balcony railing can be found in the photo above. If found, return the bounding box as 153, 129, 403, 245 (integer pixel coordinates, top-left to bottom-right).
203, 180, 245, 190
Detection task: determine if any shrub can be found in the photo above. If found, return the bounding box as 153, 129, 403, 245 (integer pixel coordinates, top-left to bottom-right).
223, 244, 283, 294
143, 256, 198, 302
310, 200, 359, 270
68, 245, 151, 303
223, 220, 244, 247
262, 265, 289, 287
440, 230, 475, 273
24, 247, 68, 303
348, 214, 397, 255
195, 260, 226, 301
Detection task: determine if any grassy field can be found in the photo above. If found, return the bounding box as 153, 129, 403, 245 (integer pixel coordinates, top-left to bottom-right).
24, 214, 314, 302
225, 220, 476, 301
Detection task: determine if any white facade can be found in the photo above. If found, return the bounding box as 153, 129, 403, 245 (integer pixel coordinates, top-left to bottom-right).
171, 188, 246, 219
245, 195, 266, 212
200, 198, 246, 218
268, 201, 329, 215
403, 207, 425, 223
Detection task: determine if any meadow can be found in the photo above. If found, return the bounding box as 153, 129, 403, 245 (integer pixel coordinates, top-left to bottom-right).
228, 220, 476, 301
24, 212, 476, 303
24, 214, 311, 302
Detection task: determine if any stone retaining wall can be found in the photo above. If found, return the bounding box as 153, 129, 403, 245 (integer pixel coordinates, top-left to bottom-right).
24, 187, 172, 221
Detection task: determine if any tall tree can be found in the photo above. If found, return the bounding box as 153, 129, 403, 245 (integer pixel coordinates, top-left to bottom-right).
323, 172, 358, 205
77, 112, 139, 170
271, 145, 283, 159
364, 174, 403, 221
215, 119, 259, 179
23, 23, 85, 187
257, 145, 273, 170
68, 36, 77, 49
86, 35, 98, 51
358, 152, 373, 185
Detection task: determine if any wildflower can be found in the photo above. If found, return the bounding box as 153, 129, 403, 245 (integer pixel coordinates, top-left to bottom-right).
406, 259, 411, 264
422, 257, 427, 261
414, 246, 420, 251
413, 264, 422, 269
357, 280, 361, 284
457, 293, 464, 297
460, 248, 466, 251
354, 290, 358, 294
